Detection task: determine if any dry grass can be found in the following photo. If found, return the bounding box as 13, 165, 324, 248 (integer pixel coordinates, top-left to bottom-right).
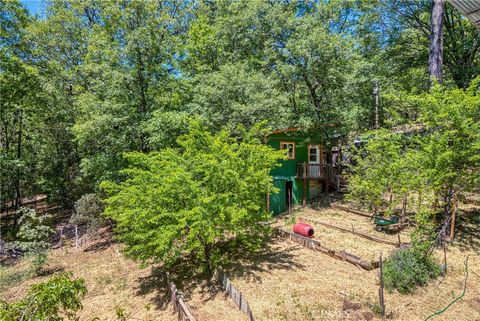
1, 203, 479, 321
0, 230, 246, 321
292, 206, 413, 244
228, 205, 480, 321
276, 209, 396, 261
229, 239, 480, 321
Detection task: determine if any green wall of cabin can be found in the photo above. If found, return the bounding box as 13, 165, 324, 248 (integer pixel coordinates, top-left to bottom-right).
267, 133, 309, 177
267, 132, 310, 215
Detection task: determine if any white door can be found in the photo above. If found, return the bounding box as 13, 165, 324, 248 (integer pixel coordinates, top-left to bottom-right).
308, 145, 320, 177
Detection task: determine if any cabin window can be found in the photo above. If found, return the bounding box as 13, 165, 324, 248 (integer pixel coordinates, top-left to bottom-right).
309, 147, 318, 162
280, 142, 295, 159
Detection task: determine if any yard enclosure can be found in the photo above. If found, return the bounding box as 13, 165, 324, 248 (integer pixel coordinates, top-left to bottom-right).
1, 202, 479, 320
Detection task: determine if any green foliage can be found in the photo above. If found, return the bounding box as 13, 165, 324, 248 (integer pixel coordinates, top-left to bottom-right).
346, 130, 418, 214
2, 0, 480, 209
15, 208, 53, 253
14, 207, 54, 274
101, 121, 283, 271
383, 248, 440, 294
348, 80, 480, 219
69, 193, 105, 234
188, 62, 290, 134
410, 209, 438, 253
0, 266, 30, 292
0, 272, 87, 321
145, 111, 192, 150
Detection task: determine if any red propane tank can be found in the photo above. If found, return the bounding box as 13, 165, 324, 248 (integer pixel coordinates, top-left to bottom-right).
292, 223, 314, 238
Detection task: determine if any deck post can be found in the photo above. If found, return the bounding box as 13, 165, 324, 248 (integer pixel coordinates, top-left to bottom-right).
267, 192, 270, 213
302, 178, 307, 207
319, 145, 324, 165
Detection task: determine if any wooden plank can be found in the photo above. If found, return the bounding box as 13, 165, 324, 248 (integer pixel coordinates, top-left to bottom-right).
450, 191, 457, 240
378, 254, 385, 317
170, 283, 196, 321
299, 216, 407, 247
330, 203, 374, 218
276, 228, 378, 270
218, 270, 256, 321
178, 297, 196, 321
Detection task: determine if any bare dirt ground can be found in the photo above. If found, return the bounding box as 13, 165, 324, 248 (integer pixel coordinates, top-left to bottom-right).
229, 205, 480, 321
275, 208, 399, 261
0, 230, 246, 321
299, 206, 414, 244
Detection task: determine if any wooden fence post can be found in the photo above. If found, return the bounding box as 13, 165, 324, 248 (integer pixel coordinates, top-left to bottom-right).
378, 253, 385, 318
450, 191, 457, 240
443, 230, 447, 274
75, 225, 79, 249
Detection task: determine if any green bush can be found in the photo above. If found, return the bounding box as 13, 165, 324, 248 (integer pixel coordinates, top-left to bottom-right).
383, 248, 440, 294
69, 193, 105, 234
0, 272, 87, 321
15, 208, 54, 275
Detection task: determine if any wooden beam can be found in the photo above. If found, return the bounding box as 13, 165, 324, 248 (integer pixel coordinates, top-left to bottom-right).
267, 192, 270, 212
319, 145, 324, 165
275, 228, 378, 270
299, 217, 407, 247
302, 179, 307, 207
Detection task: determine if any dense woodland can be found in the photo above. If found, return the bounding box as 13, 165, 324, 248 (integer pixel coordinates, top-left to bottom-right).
2, 0, 478, 211
1, 0, 480, 318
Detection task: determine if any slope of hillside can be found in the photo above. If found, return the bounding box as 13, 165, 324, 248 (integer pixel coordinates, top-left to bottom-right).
0, 228, 246, 321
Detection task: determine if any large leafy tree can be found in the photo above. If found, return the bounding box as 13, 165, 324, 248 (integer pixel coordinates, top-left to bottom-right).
371, 0, 480, 90
348, 79, 480, 221
101, 122, 283, 271
184, 0, 361, 140
188, 62, 290, 133
346, 130, 419, 214
0, 0, 50, 217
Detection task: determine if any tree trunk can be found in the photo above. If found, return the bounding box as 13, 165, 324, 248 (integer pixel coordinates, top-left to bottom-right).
13, 109, 23, 228
428, 0, 445, 85
373, 80, 380, 129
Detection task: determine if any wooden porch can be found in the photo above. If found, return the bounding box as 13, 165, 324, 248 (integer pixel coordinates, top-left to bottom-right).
296, 163, 338, 186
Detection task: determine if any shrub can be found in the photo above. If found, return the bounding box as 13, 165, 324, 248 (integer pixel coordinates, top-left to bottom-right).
15, 207, 54, 274
69, 193, 105, 234
383, 247, 440, 294
0, 272, 87, 321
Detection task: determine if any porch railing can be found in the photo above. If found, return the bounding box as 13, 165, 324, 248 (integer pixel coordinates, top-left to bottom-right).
296, 163, 336, 182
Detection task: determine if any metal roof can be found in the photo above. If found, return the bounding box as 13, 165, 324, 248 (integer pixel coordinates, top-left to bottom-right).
449, 0, 480, 29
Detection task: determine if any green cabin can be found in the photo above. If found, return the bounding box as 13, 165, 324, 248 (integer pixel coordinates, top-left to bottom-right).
267, 128, 339, 215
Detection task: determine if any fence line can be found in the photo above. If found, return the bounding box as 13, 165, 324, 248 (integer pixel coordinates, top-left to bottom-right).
216, 269, 255, 321
170, 284, 197, 321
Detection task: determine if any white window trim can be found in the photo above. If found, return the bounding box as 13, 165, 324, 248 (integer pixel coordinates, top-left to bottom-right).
308, 145, 319, 164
